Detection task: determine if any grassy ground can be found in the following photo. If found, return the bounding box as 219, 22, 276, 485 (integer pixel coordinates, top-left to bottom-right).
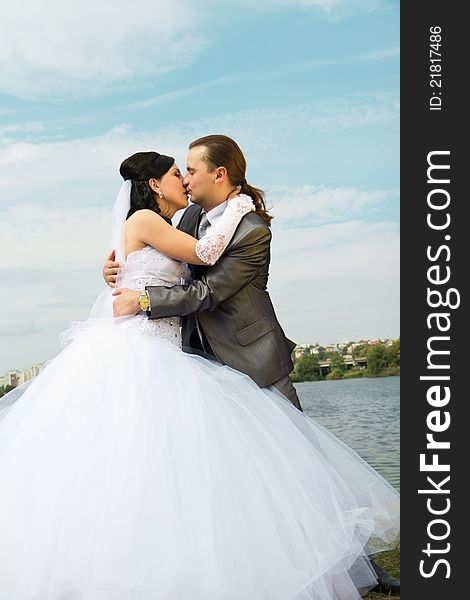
363, 542, 400, 599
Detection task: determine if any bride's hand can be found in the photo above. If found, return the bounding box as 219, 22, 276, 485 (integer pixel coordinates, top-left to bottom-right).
103, 250, 120, 288
112, 288, 140, 317
226, 194, 255, 211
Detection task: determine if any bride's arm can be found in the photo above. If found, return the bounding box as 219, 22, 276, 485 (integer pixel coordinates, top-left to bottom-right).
127, 197, 254, 266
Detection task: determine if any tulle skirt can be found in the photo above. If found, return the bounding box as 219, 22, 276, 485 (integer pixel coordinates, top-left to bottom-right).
0, 318, 399, 599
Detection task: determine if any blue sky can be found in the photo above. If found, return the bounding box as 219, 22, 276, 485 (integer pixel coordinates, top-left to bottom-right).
0, 0, 399, 372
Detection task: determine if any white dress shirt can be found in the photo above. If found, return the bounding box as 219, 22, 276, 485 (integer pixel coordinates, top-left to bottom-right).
203, 201, 228, 232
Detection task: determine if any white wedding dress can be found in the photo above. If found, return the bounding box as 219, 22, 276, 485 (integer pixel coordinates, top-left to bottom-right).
0, 245, 399, 600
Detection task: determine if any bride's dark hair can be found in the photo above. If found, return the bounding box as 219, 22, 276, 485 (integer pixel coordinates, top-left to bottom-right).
120, 151, 175, 220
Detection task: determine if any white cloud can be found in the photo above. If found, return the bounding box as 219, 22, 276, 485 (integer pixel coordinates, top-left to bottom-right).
0, 122, 45, 137
128, 77, 236, 110
242, 0, 341, 8
0, 1, 206, 99
241, 0, 392, 18
0, 202, 112, 371
0, 0, 395, 99
271, 42, 400, 78
0, 125, 190, 209
240, 0, 382, 11
266, 184, 396, 227
0, 204, 110, 270
362, 43, 400, 61
0, 91, 398, 206
0, 318, 40, 337
269, 220, 400, 344
179, 92, 398, 146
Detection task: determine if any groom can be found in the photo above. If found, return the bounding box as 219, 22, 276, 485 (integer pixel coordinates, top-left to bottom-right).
107, 134, 303, 411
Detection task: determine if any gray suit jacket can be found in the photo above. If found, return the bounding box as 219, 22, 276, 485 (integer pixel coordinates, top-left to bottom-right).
146, 203, 296, 388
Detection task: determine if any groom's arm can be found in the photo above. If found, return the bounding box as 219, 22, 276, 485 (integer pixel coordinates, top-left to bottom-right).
146, 226, 271, 318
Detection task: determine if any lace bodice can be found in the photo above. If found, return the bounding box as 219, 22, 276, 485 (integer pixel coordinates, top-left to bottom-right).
118, 246, 191, 347
122, 245, 191, 290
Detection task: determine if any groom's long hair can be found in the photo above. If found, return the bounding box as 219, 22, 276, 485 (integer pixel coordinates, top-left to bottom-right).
189, 135, 273, 226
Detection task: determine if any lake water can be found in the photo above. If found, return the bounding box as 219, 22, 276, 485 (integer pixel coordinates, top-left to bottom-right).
294, 376, 400, 490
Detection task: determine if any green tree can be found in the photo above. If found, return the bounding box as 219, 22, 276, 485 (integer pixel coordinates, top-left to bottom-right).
329, 352, 346, 374
326, 367, 344, 380
352, 344, 368, 359
387, 339, 400, 368
0, 385, 14, 398
291, 354, 320, 382
367, 344, 389, 375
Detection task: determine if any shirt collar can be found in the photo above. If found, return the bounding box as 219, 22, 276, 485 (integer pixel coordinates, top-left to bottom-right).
205, 201, 227, 227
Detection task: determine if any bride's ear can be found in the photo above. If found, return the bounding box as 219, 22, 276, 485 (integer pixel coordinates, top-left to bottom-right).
149, 178, 161, 195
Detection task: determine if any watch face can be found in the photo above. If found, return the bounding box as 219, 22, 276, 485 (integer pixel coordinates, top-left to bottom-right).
139, 294, 149, 310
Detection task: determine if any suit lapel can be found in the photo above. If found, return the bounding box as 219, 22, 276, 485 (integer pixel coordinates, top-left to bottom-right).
177, 204, 203, 277
177, 204, 202, 238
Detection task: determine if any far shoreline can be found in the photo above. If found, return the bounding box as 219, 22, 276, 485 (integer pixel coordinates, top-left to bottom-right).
292, 373, 400, 384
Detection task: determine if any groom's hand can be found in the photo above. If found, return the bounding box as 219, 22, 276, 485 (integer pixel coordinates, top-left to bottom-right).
112, 288, 140, 317
103, 250, 120, 288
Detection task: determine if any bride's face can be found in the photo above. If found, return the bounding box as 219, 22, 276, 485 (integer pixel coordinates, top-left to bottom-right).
158, 164, 189, 212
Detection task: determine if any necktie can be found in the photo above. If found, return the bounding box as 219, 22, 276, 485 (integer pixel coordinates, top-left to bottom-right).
194, 210, 211, 354
197, 211, 210, 239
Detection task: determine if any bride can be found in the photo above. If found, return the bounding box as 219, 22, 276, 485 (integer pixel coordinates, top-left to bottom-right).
0, 151, 399, 599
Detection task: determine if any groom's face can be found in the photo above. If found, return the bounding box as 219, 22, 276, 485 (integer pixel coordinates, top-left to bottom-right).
184, 146, 216, 207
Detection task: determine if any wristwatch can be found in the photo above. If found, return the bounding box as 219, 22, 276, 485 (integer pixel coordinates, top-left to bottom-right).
138, 290, 151, 312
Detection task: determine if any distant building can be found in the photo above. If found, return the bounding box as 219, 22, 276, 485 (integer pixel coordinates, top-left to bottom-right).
293, 338, 399, 362
293, 344, 319, 359
20, 363, 44, 383
0, 371, 21, 388
0, 363, 45, 389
